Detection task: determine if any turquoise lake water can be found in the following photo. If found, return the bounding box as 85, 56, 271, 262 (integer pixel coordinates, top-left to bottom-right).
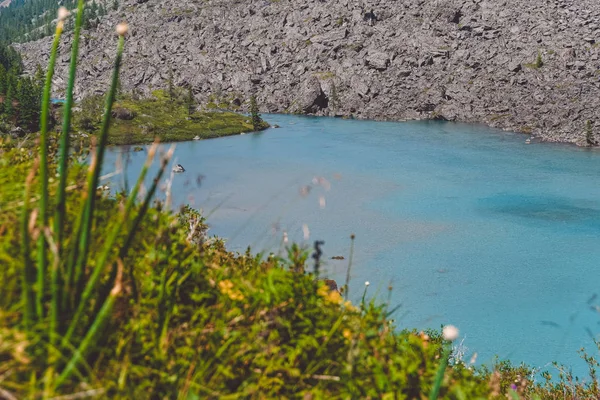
104, 114, 600, 378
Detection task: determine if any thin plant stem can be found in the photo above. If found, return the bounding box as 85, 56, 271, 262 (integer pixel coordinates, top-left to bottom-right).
119, 146, 174, 259
125, 147, 174, 301
55, 0, 86, 251
56, 261, 123, 388
37, 19, 65, 319
62, 143, 159, 346
63, 140, 96, 313
429, 344, 452, 400
21, 159, 39, 328
344, 234, 355, 301
51, 0, 85, 348
73, 34, 125, 304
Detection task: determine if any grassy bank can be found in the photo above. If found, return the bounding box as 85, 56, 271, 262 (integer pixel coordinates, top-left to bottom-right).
71, 89, 268, 146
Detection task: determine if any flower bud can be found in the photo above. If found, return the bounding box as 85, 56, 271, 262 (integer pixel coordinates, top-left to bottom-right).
57, 6, 70, 21
442, 325, 459, 342
116, 22, 129, 36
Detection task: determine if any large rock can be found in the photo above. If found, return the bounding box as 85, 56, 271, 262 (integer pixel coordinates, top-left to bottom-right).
295, 77, 328, 113
367, 51, 390, 70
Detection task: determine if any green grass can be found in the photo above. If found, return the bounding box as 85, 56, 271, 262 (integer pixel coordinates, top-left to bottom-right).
75, 90, 265, 146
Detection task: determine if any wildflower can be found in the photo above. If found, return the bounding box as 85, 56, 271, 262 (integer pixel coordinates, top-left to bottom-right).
57, 7, 70, 21
317, 283, 342, 305
344, 300, 357, 311
442, 325, 459, 342
317, 284, 330, 298
326, 290, 342, 304
218, 280, 234, 292
116, 22, 129, 36
283, 231, 288, 244
218, 280, 244, 301
365, 281, 370, 286
342, 329, 352, 340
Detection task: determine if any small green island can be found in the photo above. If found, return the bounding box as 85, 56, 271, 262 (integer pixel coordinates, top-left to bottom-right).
72, 89, 269, 146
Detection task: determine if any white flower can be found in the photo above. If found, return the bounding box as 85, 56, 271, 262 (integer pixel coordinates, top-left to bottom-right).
116, 22, 129, 36
57, 7, 69, 21
365, 281, 370, 286
283, 232, 288, 244
442, 325, 459, 342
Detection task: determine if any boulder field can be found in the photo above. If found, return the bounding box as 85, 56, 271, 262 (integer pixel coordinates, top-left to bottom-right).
15, 0, 600, 144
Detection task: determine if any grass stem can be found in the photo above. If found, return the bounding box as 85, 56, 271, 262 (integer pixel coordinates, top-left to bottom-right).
37, 19, 65, 319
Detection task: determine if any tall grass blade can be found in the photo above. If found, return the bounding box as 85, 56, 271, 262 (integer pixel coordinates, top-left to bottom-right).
72, 33, 125, 303
56, 260, 123, 388
343, 234, 355, 301
55, 0, 86, 252
62, 142, 159, 345
122, 146, 174, 301
429, 345, 451, 400
119, 146, 174, 258
37, 18, 66, 319
21, 159, 39, 327
62, 141, 95, 312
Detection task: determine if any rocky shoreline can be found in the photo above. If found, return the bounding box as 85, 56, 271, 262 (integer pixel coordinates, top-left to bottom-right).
14, 0, 600, 145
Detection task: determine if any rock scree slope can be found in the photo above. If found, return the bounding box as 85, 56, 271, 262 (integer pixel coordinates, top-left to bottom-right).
14, 0, 600, 145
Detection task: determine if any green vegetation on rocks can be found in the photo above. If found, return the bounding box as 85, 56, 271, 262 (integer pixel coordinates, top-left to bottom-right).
73, 89, 267, 145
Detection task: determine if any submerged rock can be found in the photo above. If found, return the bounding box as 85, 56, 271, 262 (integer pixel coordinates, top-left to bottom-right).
173, 164, 185, 173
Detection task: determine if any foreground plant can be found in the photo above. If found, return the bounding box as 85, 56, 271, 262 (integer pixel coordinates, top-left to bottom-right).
15, 9, 173, 393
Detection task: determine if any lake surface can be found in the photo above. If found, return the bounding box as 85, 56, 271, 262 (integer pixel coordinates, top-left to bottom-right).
104, 114, 600, 379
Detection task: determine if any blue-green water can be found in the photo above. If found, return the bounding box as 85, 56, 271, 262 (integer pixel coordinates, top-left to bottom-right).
105, 114, 600, 377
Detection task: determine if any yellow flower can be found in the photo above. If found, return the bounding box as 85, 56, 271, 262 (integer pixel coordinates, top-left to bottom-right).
342, 329, 352, 341
344, 300, 357, 312
317, 284, 330, 298
218, 280, 244, 301
326, 290, 342, 305
219, 280, 234, 293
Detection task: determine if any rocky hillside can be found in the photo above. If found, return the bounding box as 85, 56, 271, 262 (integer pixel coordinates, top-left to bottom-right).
14, 0, 600, 144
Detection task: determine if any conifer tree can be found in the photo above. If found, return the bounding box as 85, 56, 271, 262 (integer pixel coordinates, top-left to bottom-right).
186, 86, 195, 116
0, 65, 6, 96
5, 82, 15, 120
250, 95, 262, 131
